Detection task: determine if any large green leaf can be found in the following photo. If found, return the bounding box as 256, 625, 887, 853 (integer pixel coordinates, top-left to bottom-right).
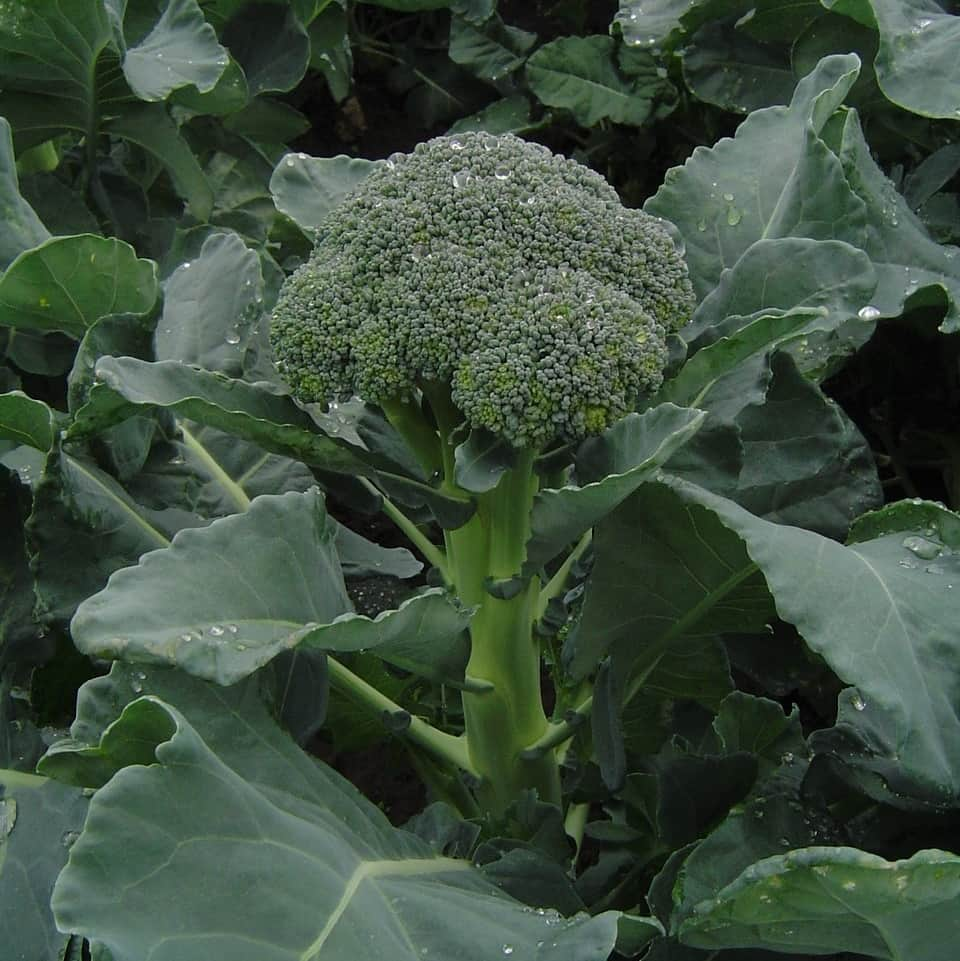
0, 235, 158, 337
646, 54, 860, 300
662, 311, 825, 408
71, 489, 350, 684
646, 53, 960, 330
70, 356, 378, 475
308, 3, 352, 102
121, 0, 228, 102
26, 445, 190, 622
0, 391, 57, 451
567, 480, 772, 686
70, 486, 470, 687
333, 522, 422, 580
869, 0, 960, 119
681, 19, 796, 114
0, 772, 89, 961
661, 478, 960, 806
808, 500, 960, 809
138, 420, 317, 517
663, 341, 882, 538
526, 35, 667, 127
156, 232, 264, 375
0, 0, 115, 146
70, 356, 475, 525
104, 102, 214, 220
668, 791, 830, 926
682, 238, 878, 354
447, 96, 538, 136
221, 2, 310, 96
728, 352, 881, 538
830, 106, 960, 332
448, 14, 537, 82
524, 404, 706, 573
0, 118, 49, 270
67, 312, 155, 415
269, 152, 382, 232
297, 589, 473, 687
51, 694, 620, 960
679, 846, 960, 959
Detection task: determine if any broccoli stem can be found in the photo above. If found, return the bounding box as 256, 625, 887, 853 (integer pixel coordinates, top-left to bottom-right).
380, 381, 562, 816
447, 447, 561, 816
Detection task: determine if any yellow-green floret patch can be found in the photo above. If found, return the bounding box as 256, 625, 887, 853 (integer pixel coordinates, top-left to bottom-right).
270, 131, 695, 448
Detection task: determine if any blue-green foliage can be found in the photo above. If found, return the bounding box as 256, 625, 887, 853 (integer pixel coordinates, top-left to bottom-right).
270, 132, 695, 448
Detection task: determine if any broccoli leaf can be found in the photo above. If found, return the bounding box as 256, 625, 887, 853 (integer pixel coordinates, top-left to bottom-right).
50, 693, 620, 961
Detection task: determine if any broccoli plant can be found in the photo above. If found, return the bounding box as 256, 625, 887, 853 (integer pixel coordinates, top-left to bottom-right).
10, 52, 960, 959
270, 132, 695, 815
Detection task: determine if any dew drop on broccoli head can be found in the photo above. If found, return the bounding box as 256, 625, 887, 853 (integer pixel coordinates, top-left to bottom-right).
452, 170, 471, 189
494, 166, 510, 181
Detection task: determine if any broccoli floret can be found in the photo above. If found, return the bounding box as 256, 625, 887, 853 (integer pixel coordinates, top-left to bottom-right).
271, 132, 694, 449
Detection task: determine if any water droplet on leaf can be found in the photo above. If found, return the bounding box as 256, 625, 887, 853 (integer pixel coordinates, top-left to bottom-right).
902, 534, 941, 560
858, 305, 880, 321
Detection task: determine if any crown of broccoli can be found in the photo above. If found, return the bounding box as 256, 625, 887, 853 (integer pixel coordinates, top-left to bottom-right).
271, 132, 694, 448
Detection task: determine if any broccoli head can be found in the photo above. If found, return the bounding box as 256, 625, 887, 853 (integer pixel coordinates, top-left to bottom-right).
271, 132, 694, 448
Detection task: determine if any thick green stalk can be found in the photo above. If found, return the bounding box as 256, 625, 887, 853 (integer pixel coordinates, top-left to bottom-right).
448, 449, 561, 816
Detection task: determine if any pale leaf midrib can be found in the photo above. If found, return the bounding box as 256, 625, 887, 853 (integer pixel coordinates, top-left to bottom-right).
301, 857, 472, 961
